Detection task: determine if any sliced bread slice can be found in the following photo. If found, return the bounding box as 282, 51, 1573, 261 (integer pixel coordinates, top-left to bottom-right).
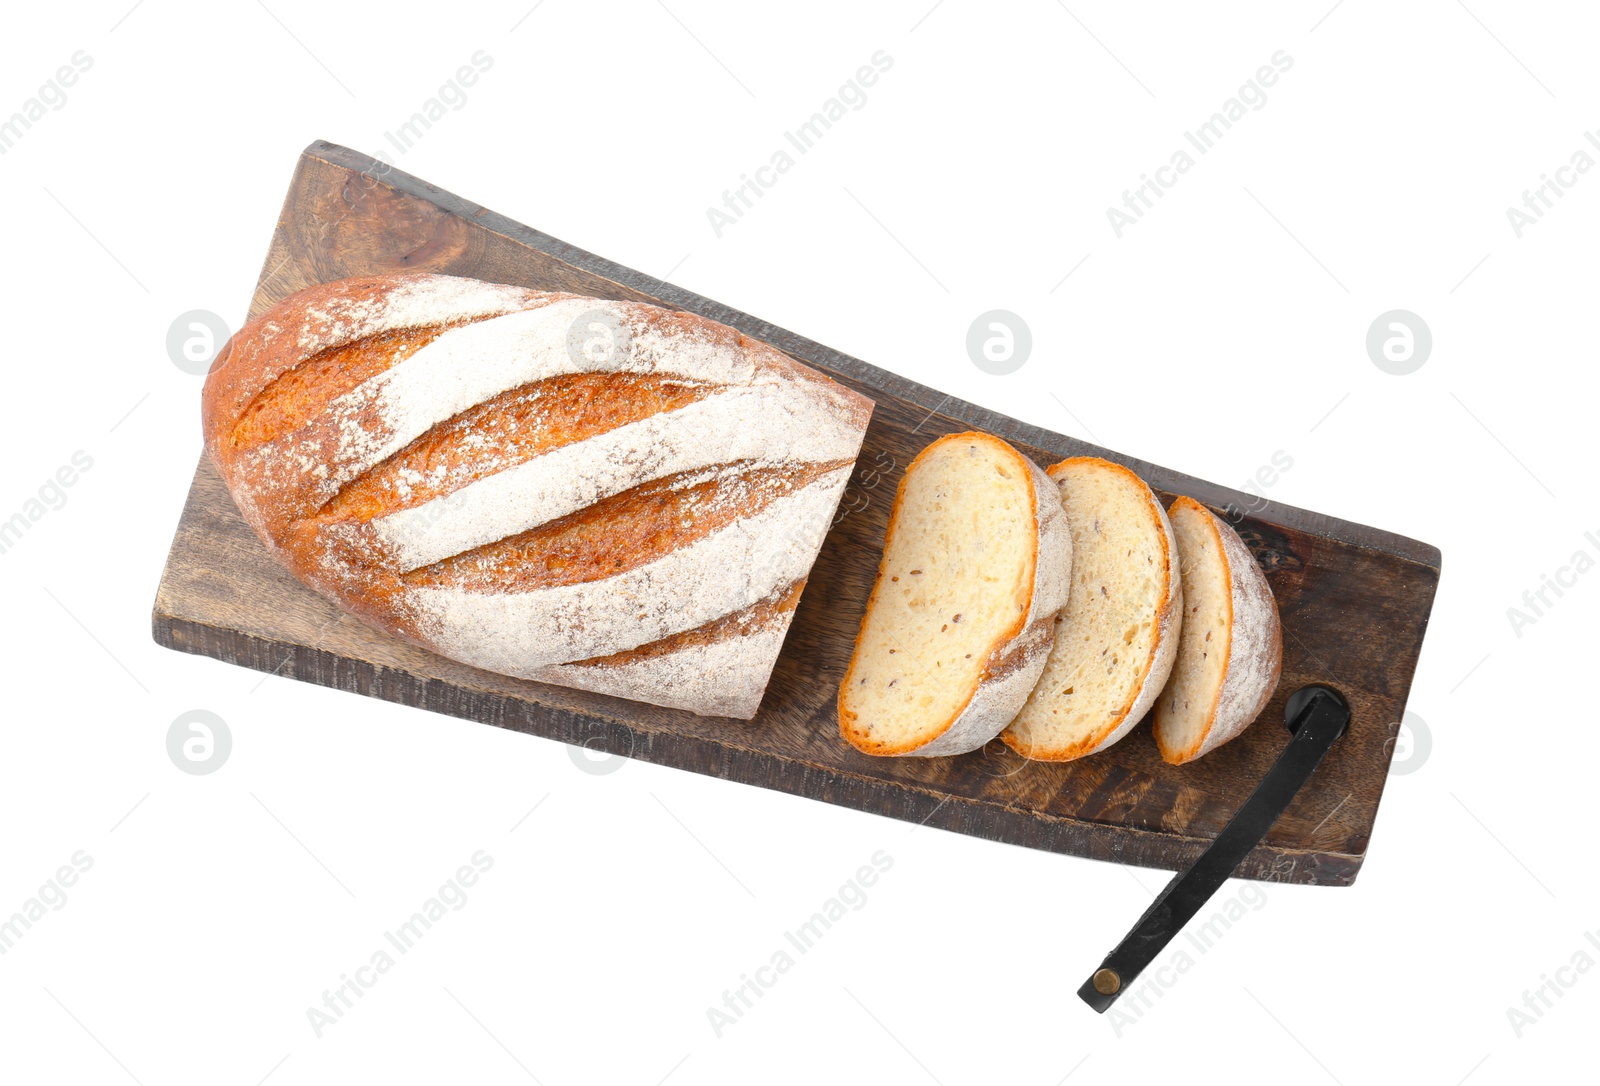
1002, 457, 1182, 761
1154, 496, 1283, 764
839, 432, 1071, 757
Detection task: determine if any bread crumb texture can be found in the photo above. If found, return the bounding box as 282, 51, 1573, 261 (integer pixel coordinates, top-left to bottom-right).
839, 433, 1068, 756
1003, 457, 1180, 761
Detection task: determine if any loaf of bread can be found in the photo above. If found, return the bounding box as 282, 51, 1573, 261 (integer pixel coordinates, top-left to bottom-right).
838, 433, 1072, 756
1154, 496, 1282, 763
1002, 457, 1182, 761
202, 272, 874, 718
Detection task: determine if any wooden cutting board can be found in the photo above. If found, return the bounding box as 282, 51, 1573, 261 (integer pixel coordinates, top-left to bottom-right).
152, 141, 1440, 886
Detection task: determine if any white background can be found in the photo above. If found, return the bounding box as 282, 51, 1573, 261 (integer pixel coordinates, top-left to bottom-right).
1, 1, 1594, 1082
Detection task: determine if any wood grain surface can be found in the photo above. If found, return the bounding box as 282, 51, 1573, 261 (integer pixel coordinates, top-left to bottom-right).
152, 141, 1441, 886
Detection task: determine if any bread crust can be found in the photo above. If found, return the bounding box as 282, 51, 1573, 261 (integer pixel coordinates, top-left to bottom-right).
203, 272, 873, 718
1001, 456, 1181, 761
1155, 497, 1283, 763
837, 433, 1071, 756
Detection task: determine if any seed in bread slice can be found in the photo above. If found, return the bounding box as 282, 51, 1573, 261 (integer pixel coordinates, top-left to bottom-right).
1154, 497, 1283, 764
1001, 457, 1182, 761
838, 432, 1071, 757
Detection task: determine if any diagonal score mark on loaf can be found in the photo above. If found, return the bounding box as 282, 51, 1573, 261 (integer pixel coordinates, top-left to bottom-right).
317, 372, 715, 526
377, 463, 849, 687
231, 323, 456, 448
401, 465, 852, 671
355, 382, 866, 572
401, 462, 853, 592
560, 581, 806, 669
528, 581, 809, 719
227, 274, 550, 453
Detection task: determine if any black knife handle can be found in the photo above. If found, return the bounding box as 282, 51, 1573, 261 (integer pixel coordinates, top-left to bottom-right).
1077, 685, 1351, 1012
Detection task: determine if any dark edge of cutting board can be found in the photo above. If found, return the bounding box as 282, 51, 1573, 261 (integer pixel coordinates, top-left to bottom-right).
152, 140, 1441, 886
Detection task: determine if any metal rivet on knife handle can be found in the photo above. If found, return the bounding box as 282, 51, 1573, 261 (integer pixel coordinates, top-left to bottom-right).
1091, 969, 1121, 996
1076, 685, 1352, 1014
